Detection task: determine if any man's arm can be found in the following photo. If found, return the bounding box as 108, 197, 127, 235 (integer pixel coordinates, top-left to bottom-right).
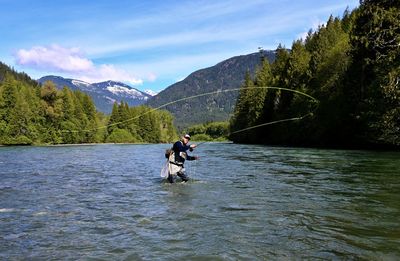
186, 155, 199, 161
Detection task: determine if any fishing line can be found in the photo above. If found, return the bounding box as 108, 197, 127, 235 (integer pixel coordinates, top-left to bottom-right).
193, 114, 312, 146
62, 86, 319, 133
229, 113, 314, 135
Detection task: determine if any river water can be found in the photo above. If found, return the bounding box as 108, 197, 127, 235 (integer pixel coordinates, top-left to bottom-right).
0, 143, 399, 260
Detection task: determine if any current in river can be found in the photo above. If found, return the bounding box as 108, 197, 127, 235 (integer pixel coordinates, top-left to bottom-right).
1, 143, 399, 260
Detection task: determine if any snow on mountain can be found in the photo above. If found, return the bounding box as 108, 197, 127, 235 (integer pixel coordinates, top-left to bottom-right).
106, 85, 148, 100
38, 76, 152, 114
144, 89, 158, 96
71, 79, 96, 91
100, 81, 149, 100
72, 79, 91, 87
93, 81, 149, 98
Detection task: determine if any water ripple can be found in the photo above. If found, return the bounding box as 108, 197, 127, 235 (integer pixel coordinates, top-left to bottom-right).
0, 144, 399, 260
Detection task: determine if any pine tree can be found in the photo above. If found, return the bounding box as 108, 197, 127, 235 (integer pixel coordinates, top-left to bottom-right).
347, 0, 400, 146
108, 102, 120, 134
302, 15, 352, 145
229, 71, 254, 142
81, 93, 98, 143
252, 59, 272, 123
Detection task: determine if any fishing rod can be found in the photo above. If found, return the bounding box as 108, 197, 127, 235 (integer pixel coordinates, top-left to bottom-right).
62, 86, 319, 134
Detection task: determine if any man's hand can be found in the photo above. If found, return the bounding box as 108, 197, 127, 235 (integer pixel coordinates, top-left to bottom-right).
190, 144, 197, 149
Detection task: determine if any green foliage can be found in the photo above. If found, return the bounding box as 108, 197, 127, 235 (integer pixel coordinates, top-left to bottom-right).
229, 72, 254, 142
186, 121, 229, 141
230, 3, 400, 149
0, 71, 101, 145
346, 0, 400, 146
191, 134, 213, 142
105, 128, 137, 143
230, 61, 274, 143
0, 63, 179, 145
105, 103, 177, 143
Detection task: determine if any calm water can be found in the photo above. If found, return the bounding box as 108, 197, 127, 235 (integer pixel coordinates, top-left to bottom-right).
0, 143, 399, 260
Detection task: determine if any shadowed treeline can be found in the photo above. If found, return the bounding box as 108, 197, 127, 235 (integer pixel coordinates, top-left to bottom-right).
230, 1, 399, 149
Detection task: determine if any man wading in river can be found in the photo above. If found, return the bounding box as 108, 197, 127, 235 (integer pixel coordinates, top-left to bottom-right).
167, 134, 199, 183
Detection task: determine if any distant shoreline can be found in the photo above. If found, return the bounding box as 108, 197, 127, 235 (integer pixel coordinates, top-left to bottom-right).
0, 141, 397, 151
0, 142, 149, 147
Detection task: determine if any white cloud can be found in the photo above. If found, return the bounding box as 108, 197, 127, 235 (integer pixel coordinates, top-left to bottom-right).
297, 19, 326, 41
80, 64, 143, 85
16, 44, 93, 72
15, 44, 143, 85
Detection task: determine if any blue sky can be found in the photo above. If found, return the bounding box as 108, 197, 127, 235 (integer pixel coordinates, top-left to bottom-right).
0, 0, 359, 92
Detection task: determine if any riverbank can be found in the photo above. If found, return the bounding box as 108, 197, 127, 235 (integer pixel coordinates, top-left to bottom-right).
0, 140, 398, 151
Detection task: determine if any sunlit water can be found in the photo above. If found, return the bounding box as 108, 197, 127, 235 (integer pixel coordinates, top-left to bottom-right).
1, 143, 399, 260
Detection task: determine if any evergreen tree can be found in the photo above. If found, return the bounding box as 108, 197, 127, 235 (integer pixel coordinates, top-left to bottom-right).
280, 39, 311, 113
346, 0, 400, 146
252, 59, 272, 123
81, 93, 98, 143
229, 71, 254, 142
39, 81, 63, 143
244, 59, 273, 142
303, 15, 352, 145
108, 102, 120, 134
59, 87, 79, 143
270, 40, 311, 144
266, 45, 290, 123
158, 110, 178, 142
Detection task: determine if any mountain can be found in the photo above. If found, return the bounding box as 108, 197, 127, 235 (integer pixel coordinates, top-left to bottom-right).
37, 76, 152, 114
146, 50, 276, 129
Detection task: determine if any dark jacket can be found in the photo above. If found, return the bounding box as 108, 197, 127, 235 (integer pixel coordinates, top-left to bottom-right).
172, 141, 195, 164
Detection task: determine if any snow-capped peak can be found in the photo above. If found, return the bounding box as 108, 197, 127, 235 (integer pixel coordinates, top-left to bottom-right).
144, 89, 158, 96
102, 83, 149, 100
72, 79, 91, 87
37, 76, 153, 114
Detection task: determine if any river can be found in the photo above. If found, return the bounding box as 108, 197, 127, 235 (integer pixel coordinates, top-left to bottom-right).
0, 143, 399, 260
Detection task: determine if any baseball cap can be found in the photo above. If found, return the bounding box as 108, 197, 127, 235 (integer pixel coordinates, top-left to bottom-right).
184, 134, 191, 140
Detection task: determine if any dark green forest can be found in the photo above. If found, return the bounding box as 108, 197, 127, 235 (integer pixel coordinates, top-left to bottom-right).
0, 64, 177, 145
230, 1, 400, 149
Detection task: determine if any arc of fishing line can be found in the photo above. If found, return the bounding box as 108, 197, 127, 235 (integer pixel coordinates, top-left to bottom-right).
63, 86, 319, 133
195, 113, 313, 147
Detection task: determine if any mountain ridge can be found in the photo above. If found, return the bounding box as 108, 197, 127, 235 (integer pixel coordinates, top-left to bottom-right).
146, 50, 276, 128
37, 76, 152, 114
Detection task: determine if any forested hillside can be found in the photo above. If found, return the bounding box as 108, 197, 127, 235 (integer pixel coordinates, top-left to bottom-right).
146, 51, 276, 129
0, 64, 177, 145
230, 1, 400, 149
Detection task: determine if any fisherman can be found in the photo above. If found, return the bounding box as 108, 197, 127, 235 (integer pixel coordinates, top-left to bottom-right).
167, 134, 199, 183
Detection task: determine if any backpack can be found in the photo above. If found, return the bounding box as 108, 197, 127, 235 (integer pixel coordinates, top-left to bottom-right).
165, 148, 173, 159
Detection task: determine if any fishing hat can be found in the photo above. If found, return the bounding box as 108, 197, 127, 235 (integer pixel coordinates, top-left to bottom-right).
184, 134, 191, 140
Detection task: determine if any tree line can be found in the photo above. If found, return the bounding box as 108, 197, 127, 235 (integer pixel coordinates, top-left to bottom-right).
184, 121, 229, 141
230, 1, 399, 149
106, 102, 177, 143
0, 71, 177, 145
